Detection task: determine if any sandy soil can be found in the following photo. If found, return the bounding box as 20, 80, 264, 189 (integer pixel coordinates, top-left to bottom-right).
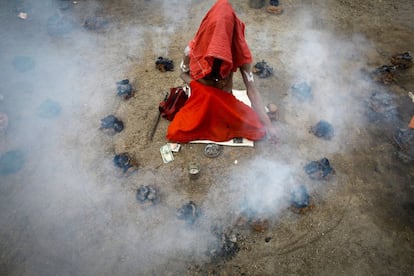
0, 0, 413, 275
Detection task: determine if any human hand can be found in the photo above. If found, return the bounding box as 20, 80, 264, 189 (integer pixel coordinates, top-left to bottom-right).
266, 126, 279, 144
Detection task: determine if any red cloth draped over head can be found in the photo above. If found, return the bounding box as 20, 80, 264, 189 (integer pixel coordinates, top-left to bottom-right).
166, 81, 266, 143
188, 0, 252, 80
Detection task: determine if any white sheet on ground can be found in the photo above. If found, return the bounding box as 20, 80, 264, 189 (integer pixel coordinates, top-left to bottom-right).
189, 89, 254, 147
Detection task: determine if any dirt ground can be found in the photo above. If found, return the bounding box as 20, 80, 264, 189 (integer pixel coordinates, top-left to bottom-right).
1, 0, 414, 275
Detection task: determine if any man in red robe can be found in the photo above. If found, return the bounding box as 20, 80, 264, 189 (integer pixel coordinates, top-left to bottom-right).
167, 0, 278, 143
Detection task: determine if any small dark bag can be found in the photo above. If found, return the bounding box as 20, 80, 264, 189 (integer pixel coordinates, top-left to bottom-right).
159, 87, 188, 121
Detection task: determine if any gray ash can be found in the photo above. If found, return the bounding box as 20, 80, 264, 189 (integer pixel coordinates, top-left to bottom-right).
371, 65, 396, 84
156, 57, 174, 72
100, 115, 124, 134
290, 185, 310, 209
390, 52, 413, 69
176, 201, 201, 225
304, 158, 335, 180
310, 120, 334, 140
365, 91, 399, 123
291, 81, 313, 102
136, 185, 159, 204
253, 60, 273, 78
116, 79, 134, 99
392, 128, 414, 163
113, 153, 138, 174
208, 228, 240, 261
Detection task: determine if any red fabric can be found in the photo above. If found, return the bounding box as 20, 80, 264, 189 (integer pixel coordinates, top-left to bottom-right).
188, 0, 252, 80
166, 81, 266, 143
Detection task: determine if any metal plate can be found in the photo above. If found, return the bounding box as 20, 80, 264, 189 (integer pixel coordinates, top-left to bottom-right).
204, 143, 223, 158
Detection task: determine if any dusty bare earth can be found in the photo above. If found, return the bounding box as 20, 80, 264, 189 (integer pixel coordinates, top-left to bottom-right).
1, 0, 414, 275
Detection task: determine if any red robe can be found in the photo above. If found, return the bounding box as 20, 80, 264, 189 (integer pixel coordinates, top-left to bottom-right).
166, 0, 265, 142
167, 81, 265, 143
188, 0, 252, 80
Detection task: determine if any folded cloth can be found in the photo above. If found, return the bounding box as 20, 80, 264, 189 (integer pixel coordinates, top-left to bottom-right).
166, 81, 266, 143
188, 0, 252, 80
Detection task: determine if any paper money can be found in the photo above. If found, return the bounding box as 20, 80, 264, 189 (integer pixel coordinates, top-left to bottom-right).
168, 143, 181, 153
160, 144, 174, 163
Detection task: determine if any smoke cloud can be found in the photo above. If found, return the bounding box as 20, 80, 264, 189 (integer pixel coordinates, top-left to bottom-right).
0, 0, 382, 275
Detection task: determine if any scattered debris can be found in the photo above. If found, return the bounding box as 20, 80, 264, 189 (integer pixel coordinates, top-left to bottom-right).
390, 52, 413, 69
253, 60, 273, 78
392, 128, 414, 163
100, 115, 124, 135
155, 57, 174, 72
304, 158, 335, 180
289, 185, 314, 214
371, 52, 412, 84
208, 228, 240, 261
17, 12, 27, 20
116, 79, 134, 99
37, 99, 62, 118
136, 185, 160, 206
113, 153, 138, 175
250, 219, 270, 233
266, 103, 279, 121
12, 56, 35, 72
310, 120, 334, 140
371, 64, 396, 84
235, 210, 269, 233
84, 16, 110, 31
204, 143, 223, 158
47, 14, 75, 36
0, 150, 25, 175
365, 90, 399, 123
291, 81, 313, 101
176, 201, 201, 225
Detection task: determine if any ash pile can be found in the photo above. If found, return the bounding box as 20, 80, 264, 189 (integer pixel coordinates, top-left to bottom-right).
310, 120, 334, 140
136, 185, 160, 207
371, 52, 412, 84
207, 227, 240, 262
392, 128, 414, 163
176, 201, 201, 225
113, 153, 138, 175
365, 90, 399, 124
100, 115, 124, 135
253, 60, 273, 78
304, 158, 335, 181
116, 79, 135, 99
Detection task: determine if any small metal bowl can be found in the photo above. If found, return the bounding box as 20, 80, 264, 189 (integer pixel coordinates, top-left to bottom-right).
204, 143, 222, 158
